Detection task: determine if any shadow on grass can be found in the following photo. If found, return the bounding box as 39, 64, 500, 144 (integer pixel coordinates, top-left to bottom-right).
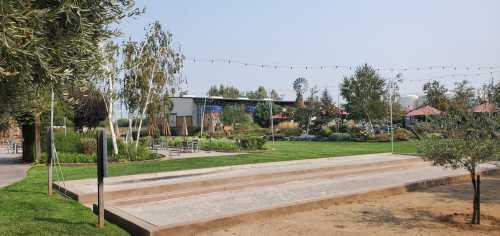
34, 217, 94, 227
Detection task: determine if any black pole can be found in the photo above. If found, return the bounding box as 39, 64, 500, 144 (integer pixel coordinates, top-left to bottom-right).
97, 131, 107, 228
477, 175, 480, 225
47, 127, 53, 196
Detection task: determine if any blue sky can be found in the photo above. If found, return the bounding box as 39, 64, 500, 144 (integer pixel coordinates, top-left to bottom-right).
119, 0, 500, 100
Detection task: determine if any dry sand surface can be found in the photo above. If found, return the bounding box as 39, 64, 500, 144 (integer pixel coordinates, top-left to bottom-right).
201, 173, 500, 236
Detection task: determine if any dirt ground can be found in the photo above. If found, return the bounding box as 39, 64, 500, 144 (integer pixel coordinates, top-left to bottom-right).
201, 173, 500, 236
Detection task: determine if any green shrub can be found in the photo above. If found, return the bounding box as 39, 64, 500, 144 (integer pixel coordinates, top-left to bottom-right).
53, 130, 82, 153
239, 136, 266, 150
393, 128, 410, 141
117, 142, 159, 161
328, 133, 352, 141
79, 138, 96, 154
425, 132, 443, 139
372, 133, 391, 142
337, 124, 349, 133
279, 128, 302, 137
40, 152, 96, 163
201, 138, 238, 151
318, 127, 333, 137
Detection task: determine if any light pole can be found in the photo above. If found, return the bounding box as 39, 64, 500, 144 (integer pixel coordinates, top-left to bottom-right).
389, 78, 394, 154
264, 98, 275, 149
389, 74, 402, 154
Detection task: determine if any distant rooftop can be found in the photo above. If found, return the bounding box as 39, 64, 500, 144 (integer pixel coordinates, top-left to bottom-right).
171, 95, 295, 105
172, 95, 295, 104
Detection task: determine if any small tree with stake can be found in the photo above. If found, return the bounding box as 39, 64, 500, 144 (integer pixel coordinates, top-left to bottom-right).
418, 111, 499, 224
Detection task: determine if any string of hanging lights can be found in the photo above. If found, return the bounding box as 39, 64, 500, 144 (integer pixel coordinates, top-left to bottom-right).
186, 57, 500, 72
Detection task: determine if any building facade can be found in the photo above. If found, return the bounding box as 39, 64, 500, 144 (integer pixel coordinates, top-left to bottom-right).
169, 96, 295, 133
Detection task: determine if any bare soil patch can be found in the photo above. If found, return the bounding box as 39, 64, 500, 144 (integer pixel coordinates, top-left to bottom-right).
202, 173, 500, 236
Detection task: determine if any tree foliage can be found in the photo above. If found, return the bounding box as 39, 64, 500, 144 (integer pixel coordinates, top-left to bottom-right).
254, 102, 281, 127
208, 85, 241, 98
0, 0, 140, 161
341, 64, 385, 132
246, 86, 268, 99
73, 89, 107, 130
121, 21, 184, 148
314, 88, 338, 129
423, 80, 450, 111
222, 105, 252, 126
450, 80, 476, 112
418, 111, 499, 224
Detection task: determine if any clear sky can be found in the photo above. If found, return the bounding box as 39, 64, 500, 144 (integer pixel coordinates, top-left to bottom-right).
119, 0, 500, 101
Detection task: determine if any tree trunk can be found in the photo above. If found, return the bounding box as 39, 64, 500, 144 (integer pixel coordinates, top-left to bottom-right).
366, 112, 375, 135
126, 117, 133, 144
470, 171, 480, 224
107, 105, 118, 155
21, 122, 35, 162
34, 112, 42, 163
135, 79, 153, 149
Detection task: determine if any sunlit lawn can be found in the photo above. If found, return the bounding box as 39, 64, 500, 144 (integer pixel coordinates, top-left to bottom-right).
0, 141, 417, 235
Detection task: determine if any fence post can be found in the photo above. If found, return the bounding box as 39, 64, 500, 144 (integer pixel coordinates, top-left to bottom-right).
96, 131, 108, 228
47, 128, 53, 196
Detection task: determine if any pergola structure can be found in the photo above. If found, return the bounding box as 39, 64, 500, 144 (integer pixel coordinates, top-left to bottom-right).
405, 105, 442, 125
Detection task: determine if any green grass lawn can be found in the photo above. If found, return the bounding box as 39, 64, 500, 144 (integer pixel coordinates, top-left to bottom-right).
0, 141, 417, 235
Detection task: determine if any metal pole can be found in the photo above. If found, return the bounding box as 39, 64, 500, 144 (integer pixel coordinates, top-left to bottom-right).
200, 97, 207, 138
96, 131, 108, 228
390, 78, 394, 154
269, 100, 275, 148
48, 88, 54, 195
337, 85, 341, 132
47, 127, 53, 196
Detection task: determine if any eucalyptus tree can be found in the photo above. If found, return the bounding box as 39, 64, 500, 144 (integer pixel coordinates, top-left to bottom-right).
121, 39, 144, 143
126, 21, 184, 148
0, 0, 140, 162
96, 41, 121, 155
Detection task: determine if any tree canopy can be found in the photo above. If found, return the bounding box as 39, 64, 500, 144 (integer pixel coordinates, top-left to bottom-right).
341, 64, 385, 132
0, 0, 140, 162
208, 85, 241, 98
450, 80, 476, 112
423, 80, 450, 111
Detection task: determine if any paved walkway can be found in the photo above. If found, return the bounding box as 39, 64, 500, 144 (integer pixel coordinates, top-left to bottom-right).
0, 153, 30, 188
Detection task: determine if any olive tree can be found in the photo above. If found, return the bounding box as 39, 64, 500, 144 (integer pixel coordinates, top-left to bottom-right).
0, 0, 140, 162
418, 111, 499, 224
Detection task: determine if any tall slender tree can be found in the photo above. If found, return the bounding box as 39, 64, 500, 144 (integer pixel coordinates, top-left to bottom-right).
133, 21, 184, 149
96, 41, 120, 155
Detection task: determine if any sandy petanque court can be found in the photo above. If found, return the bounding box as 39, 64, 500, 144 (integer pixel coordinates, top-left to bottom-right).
55, 154, 500, 235
202, 172, 500, 236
